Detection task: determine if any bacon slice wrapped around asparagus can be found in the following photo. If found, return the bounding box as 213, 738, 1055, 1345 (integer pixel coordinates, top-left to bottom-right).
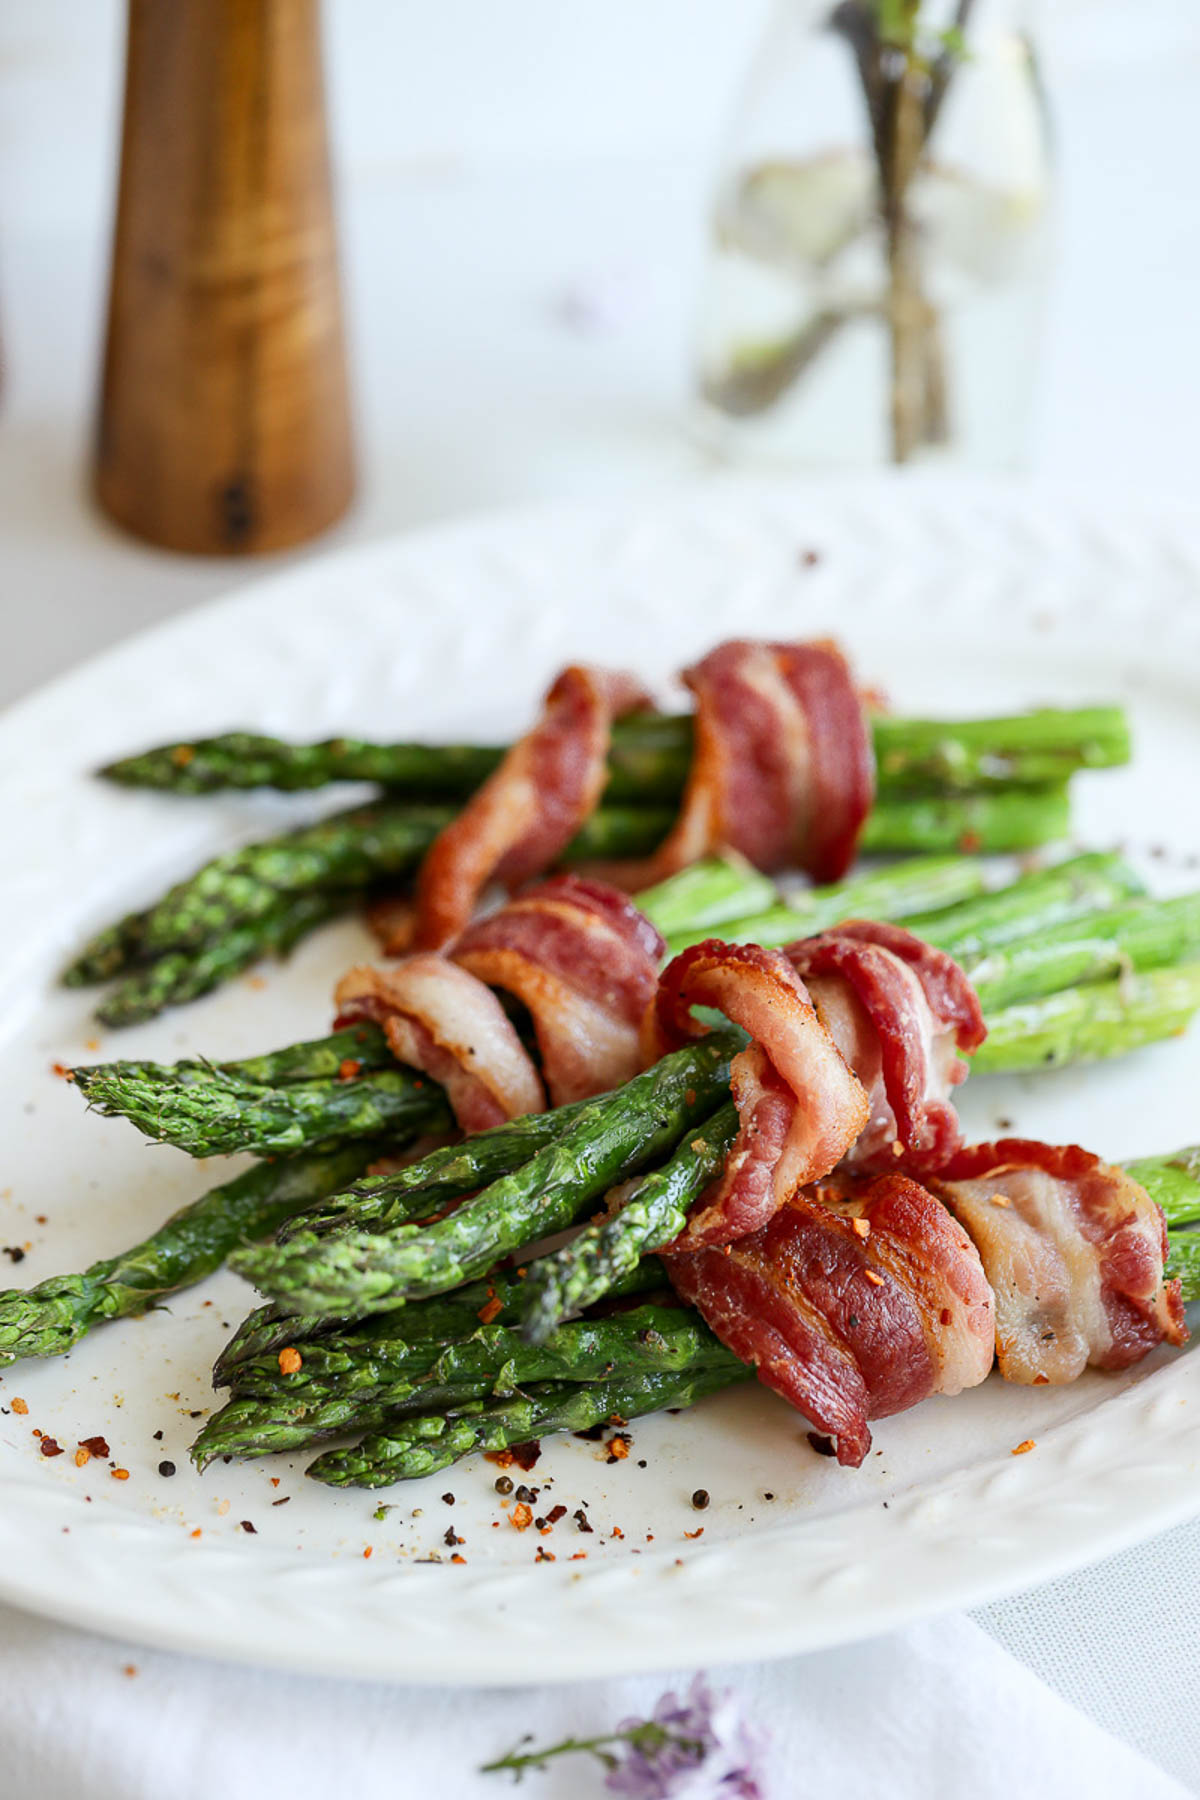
340, 875, 665, 1127
664, 1170, 996, 1466
786, 920, 986, 1174
929, 1139, 1188, 1384
643, 940, 870, 1245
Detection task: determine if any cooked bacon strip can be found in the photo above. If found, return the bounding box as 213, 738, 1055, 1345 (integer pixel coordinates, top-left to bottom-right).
334, 956, 545, 1133
599, 639, 874, 890
665, 1172, 995, 1467
930, 1139, 1188, 1385
453, 875, 665, 1106
787, 921, 986, 1174
645, 941, 869, 1245
411, 665, 651, 951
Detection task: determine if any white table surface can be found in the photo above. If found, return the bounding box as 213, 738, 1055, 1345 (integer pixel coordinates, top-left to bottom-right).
3, 36, 1200, 1791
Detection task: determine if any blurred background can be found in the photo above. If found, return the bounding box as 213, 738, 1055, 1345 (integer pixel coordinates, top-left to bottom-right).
1, 0, 1197, 699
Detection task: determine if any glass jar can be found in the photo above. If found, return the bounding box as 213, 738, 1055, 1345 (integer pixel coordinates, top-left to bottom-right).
693, 0, 1052, 469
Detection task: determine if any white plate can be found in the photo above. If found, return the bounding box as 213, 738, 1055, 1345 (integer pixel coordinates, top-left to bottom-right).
2, 475, 1200, 1685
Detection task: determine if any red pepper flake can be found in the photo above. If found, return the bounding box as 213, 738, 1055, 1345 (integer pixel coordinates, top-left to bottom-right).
74, 1448, 91, 1468
363, 1546, 373, 1559
272, 1495, 291, 1507
240, 1520, 257, 1533
610, 1526, 624, 1540
277, 1347, 302, 1375
10, 1397, 28, 1416
510, 1503, 533, 1532
40, 1437, 63, 1458
573, 1508, 593, 1534
80, 1435, 110, 1458
50, 1062, 72, 1080
569, 1552, 588, 1561
684, 1527, 705, 1540
505, 1440, 541, 1472
270, 1476, 281, 1488
112, 1468, 130, 1481
450, 1553, 467, 1564
1011, 1439, 1036, 1456
337, 1058, 363, 1081
863, 1271, 885, 1287
545, 1504, 567, 1525
940, 1307, 952, 1326
190, 1528, 202, 1538
478, 1294, 503, 1325
605, 1433, 631, 1463
122, 1664, 138, 1678
1033, 1374, 1049, 1386
535, 1546, 555, 1562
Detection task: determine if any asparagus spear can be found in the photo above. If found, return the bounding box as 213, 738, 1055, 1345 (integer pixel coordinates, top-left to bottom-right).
971, 963, 1200, 1075
857, 785, 1069, 856
280, 1097, 598, 1240
305, 1362, 753, 1488
94, 891, 357, 1028
965, 894, 1200, 1013
72, 875, 1197, 1162
1127, 1145, 1200, 1235
71, 1063, 454, 1159
101, 704, 1130, 798
212, 1257, 667, 1385
61, 800, 677, 984
519, 1105, 739, 1346
905, 852, 1146, 956
0, 1143, 385, 1366
194, 1305, 727, 1463
64, 788, 1072, 1001
228, 1035, 741, 1315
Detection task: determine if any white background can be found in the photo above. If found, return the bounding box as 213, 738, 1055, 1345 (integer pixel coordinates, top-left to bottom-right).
1, 1, 1199, 1791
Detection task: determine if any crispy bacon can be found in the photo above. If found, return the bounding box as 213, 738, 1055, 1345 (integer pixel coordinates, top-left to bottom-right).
598, 639, 874, 890
645, 941, 869, 1245
665, 1172, 995, 1467
786, 921, 986, 1174
930, 1139, 1188, 1384
411, 665, 651, 951
334, 956, 545, 1133
453, 875, 665, 1106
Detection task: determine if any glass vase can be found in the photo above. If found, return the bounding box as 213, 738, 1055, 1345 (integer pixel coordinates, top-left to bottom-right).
693, 0, 1052, 469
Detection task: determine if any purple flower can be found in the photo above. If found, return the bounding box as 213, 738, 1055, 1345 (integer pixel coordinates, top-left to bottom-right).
481, 1674, 767, 1794
605, 1676, 767, 1799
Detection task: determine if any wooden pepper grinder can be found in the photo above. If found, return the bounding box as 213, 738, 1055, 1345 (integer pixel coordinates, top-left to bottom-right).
94, 0, 355, 555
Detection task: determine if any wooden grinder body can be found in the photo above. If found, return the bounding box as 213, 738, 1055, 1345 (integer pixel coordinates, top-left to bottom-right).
94, 0, 355, 555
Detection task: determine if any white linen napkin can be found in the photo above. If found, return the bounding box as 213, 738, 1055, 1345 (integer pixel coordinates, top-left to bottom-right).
0, 1601, 1186, 1800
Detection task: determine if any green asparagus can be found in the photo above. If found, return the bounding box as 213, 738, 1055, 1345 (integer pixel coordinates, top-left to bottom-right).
102, 704, 1130, 798
305, 1362, 753, 1487
64, 788, 1073, 1008
71, 1062, 454, 1159
228, 1035, 741, 1315
0, 1143, 385, 1365
212, 1257, 667, 1386
194, 1304, 728, 1463
94, 890, 356, 1027
518, 1104, 739, 1346
971, 963, 1200, 1075
965, 894, 1200, 1013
